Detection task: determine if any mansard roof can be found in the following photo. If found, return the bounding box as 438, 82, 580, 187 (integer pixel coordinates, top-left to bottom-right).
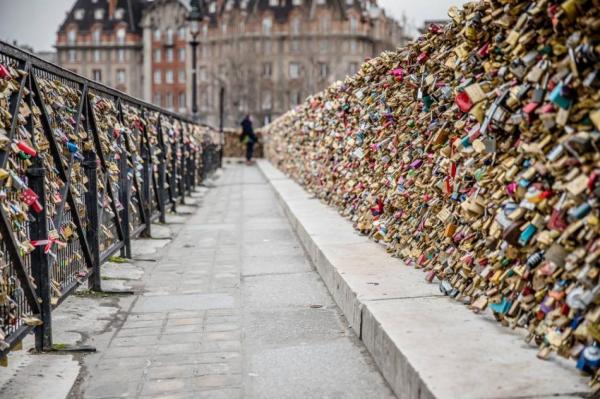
59, 0, 147, 34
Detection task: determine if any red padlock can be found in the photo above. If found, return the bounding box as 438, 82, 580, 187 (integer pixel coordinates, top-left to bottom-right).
455, 91, 473, 112
22, 188, 43, 213
17, 141, 37, 157
0, 64, 10, 79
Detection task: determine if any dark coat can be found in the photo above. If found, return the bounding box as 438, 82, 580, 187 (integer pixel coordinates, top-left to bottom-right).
240, 118, 257, 144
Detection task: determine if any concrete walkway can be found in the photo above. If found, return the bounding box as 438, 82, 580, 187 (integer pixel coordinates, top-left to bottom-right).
75, 162, 393, 398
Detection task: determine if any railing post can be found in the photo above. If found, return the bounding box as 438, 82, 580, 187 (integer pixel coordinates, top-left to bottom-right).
191, 150, 197, 191
170, 136, 178, 211
141, 145, 152, 237
179, 134, 186, 205
28, 161, 52, 352
119, 151, 132, 258
83, 150, 102, 291
158, 151, 167, 224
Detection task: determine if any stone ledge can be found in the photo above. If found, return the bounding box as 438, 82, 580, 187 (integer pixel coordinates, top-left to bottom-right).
257, 159, 589, 399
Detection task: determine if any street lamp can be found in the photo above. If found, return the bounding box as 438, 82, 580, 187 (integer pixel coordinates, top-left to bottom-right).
187, 0, 202, 121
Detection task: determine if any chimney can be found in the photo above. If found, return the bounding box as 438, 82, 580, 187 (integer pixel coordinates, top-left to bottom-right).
108, 0, 117, 19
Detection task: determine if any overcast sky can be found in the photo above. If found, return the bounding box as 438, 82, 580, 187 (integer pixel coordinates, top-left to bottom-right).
0, 0, 466, 52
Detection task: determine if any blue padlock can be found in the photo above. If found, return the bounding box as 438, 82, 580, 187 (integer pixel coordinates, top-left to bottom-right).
67, 141, 79, 154
518, 223, 537, 246
549, 82, 573, 109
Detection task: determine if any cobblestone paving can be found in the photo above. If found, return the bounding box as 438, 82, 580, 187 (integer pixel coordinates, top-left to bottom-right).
77, 163, 394, 399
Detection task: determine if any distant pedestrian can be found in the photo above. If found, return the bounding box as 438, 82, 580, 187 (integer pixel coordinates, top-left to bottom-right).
240, 115, 258, 164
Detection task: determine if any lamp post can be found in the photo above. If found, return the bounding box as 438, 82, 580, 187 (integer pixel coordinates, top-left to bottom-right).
187, 0, 201, 122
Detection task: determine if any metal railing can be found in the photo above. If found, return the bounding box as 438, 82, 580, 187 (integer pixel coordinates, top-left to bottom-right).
0, 40, 220, 359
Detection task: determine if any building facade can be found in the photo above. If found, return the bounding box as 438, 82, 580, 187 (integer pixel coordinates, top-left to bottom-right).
56, 0, 406, 127
56, 0, 145, 96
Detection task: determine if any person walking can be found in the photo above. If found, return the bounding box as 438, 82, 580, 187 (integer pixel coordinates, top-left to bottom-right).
240, 115, 258, 164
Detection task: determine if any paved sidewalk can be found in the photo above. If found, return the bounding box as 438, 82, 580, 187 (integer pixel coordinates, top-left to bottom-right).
76, 162, 394, 399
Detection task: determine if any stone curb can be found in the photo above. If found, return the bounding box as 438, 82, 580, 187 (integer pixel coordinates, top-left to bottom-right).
256, 160, 588, 399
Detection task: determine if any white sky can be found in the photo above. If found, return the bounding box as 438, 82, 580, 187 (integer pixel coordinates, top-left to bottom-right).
0, 0, 467, 52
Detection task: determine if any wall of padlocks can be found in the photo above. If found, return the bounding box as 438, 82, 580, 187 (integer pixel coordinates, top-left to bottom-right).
265, 0, 600, 389
0, 40, 220, 362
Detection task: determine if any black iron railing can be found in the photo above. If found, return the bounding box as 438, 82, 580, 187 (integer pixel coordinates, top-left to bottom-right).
0, 40, 220, 359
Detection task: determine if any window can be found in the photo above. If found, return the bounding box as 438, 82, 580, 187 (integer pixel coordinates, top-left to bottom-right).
320, 39, 328, 53
153, 70, 161, 84
166, 48, 173, 62
153, 49, 161, 62
153, 28, 161, 41
74, 9, 85, 20
264, 41, 272, 54
165, 93, 173, 109
262, 92, 272, 110
292, 0, 302, 4
165, 70, 174, 84
290, 91, 302, 107
320, 15, 330, 32
68, 49, 77, 62
291, 18, 301, 35
92, 30, 101, 44
178, 48, 186, 62
262, 62, 272, 78
153, 93, 161, 106
199, 67, 207, 81
350, 40, 358, 54
178, 26, 186, 40
166, 28, 174, 44
114, 8, 125, 19
94, 8, 104, 20
319, 63, 329, 79
93, 50, 101, 62
222, 23, 227, 34
178, 92, 186, 110
67, 30, 77, 45
117, 49, 125, 62
291, 40, 300, 52
262, 18, 272, 35
348, 62, 358, 74
350, 15, 358, 33
178, 69, 186, 83
92, 69, 102, 82
269, 0, 277, 5
116, 28, 125, 44
116, 69, 126, 84
289, 62, 300, 79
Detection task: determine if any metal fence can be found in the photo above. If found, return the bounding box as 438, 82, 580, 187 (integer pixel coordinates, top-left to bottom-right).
0, 40, 220, 359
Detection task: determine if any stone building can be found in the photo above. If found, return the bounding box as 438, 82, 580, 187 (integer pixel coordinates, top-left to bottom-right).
56, 0, 406, 127
56, 0, 145, 96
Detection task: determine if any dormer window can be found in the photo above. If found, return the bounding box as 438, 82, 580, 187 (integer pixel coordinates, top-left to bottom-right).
74, 9, 85, 20
269, 0, 278, 6
94, 8, 104, 20
114, 8, 125, 19
292, 0, 302, 5
209, 2, 216, 13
